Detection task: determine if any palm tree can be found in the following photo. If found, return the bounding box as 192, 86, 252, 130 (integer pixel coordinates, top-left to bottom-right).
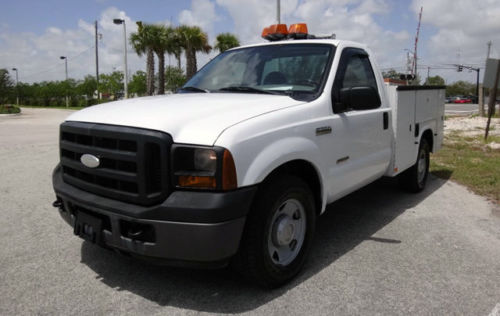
130, 22, 156, 95
176, 25, 212, 80
170, 27, 183, 70
149, 25, 173, 95
214, 33, 240, 53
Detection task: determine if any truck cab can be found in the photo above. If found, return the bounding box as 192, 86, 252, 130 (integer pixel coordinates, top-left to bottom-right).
53, 23, 444, 287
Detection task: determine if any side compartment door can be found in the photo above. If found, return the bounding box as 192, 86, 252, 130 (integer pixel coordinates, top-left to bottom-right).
325, 48, 392, 200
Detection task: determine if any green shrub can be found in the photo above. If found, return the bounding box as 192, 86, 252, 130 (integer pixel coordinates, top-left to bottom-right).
0, 104, 21, 114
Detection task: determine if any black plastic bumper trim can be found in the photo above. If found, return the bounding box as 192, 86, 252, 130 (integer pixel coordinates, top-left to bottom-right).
53, 164, 257, 223
57, 203, 246, 263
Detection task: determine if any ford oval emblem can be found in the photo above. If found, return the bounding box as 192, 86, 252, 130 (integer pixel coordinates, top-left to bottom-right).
80, 154, 100, 168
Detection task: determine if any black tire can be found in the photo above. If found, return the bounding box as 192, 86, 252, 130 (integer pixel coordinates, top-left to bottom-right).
399, 138, 430, 193
233, 175, 316, 288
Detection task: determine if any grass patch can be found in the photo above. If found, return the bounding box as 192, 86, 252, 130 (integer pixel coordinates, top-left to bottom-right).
430, 133, 500, 202
0, 104, 21, 114
20, 105, 86, 111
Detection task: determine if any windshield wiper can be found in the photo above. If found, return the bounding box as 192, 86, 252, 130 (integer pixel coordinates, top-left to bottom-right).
179, 86, 209, 93
217, 86, 280, 95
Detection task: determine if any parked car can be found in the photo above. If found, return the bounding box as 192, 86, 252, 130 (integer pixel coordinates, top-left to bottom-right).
453, 96, 472, 103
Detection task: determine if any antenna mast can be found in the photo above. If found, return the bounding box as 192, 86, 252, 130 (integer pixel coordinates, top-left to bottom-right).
411, 6, 423, 78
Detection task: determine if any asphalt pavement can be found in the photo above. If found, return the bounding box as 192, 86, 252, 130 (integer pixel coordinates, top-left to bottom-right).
445, 103, 479, 115
1, 108, 500, 315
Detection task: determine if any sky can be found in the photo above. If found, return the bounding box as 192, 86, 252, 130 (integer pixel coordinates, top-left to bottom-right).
1, 0, 499, 85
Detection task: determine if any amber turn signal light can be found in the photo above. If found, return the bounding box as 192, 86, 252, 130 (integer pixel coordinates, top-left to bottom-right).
222, 149, 237, 190
178, 175, 216, 189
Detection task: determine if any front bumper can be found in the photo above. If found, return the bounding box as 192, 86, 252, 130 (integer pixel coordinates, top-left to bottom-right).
52, 165, 257, 266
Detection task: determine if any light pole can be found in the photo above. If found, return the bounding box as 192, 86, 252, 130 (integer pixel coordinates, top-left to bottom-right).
11, 68, 19, 106
113, 18, 128, 99
60, 56, 69, 107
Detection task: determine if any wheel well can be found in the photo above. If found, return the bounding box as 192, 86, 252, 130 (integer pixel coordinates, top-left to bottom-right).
262, 160, 322, 215
422, 129, 434, 152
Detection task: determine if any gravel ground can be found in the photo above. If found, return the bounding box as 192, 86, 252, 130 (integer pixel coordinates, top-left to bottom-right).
444, 116, 500, 149
1, 108, 499, 315
444, 116, 500, 137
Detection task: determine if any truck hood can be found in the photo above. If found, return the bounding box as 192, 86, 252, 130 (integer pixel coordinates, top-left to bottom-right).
66, 93, 304, 145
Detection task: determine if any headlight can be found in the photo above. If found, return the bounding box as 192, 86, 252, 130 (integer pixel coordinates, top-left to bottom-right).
172, 145, 237, 190
194, 148, 217, 172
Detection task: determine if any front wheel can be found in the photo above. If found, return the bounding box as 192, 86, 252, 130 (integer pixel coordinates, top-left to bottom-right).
399, 138, 430, 192
233, 175, 316, 288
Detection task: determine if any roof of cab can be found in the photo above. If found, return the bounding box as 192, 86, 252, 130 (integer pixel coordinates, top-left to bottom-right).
229, 39, 368, 51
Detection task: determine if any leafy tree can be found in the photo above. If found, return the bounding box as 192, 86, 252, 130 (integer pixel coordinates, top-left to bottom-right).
382, 69, 403, 80
424, 75, 445, 86
77, 75, 97, 98
382, 69, 421, 85
99, 71, 124, 98
176, 25, 212, 80
128, 71, 147, 96
165, 66, 186, 92
0, 69, 14, 104
215, 33, 240, 53
130, 22, 156, 95
446, 80, 475, 97
16, 82, 34, 105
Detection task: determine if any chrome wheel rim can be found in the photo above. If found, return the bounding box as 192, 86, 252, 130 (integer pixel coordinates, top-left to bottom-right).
417, 148, 427, 184
267, 198, 306, 266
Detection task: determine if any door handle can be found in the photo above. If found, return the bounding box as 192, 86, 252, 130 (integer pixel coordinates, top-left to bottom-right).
315, 126, 332, 136
383, 112, 389, 130
336, 156, 349, 164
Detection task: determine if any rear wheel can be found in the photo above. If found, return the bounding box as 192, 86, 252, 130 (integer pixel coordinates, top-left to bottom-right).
399, 138, 430, 192
233, 175, 316, 288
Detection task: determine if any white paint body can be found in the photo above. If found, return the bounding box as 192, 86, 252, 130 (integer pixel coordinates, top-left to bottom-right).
66, 39, 444, 214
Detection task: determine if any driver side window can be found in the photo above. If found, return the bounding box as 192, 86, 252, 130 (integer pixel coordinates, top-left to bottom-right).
342, 55, 377, 89
332, 48, 381, 113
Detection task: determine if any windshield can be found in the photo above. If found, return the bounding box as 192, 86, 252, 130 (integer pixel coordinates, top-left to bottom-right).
180, 43, 335, 101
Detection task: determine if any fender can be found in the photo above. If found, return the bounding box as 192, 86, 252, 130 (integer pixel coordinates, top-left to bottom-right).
240, 136, 328, 214
417, 120, 436, 150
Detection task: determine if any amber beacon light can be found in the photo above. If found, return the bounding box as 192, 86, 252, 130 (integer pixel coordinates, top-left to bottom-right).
261, 24, 288, 41
288, 23, 308, 39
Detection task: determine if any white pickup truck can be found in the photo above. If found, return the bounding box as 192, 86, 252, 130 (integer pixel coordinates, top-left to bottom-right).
52, 24, 445, 287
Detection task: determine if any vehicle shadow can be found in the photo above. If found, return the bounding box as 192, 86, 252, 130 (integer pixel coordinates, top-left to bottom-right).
80, 175, 448, 313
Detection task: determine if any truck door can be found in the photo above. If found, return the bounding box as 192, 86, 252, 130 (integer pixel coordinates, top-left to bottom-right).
325, 48, 392, 200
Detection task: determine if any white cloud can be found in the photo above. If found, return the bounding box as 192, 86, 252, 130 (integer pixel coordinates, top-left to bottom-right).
411, 0, 500, 82
178, 0, 218, 37
0, 7, 144, 83
2, 1, 498, 85
214, 0, 409, 67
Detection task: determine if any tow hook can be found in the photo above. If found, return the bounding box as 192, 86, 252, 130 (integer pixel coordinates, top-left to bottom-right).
127, 228, 144, 239
52, 200, 63, 208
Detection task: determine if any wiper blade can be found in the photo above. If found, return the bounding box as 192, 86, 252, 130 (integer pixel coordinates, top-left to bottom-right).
217, 86, 279, 95
179, 86, 209, 93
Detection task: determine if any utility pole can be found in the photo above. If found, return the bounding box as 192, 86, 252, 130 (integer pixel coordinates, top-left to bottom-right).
113, 19, 128, 99
485, 61, 500, 140
412, 6, 423, 81
481, 41, 492, 116
427, 66, 430, 83
60, 56, 69, 107
95, 21, 100, 101
277, 0, 281, 24
11, 68, 19, 106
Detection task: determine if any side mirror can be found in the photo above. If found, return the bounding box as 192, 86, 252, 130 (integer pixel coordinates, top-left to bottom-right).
339, 86, 381, 111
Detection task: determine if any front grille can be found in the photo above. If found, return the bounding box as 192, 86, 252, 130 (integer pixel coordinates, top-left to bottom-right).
59, 122, 172, 206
